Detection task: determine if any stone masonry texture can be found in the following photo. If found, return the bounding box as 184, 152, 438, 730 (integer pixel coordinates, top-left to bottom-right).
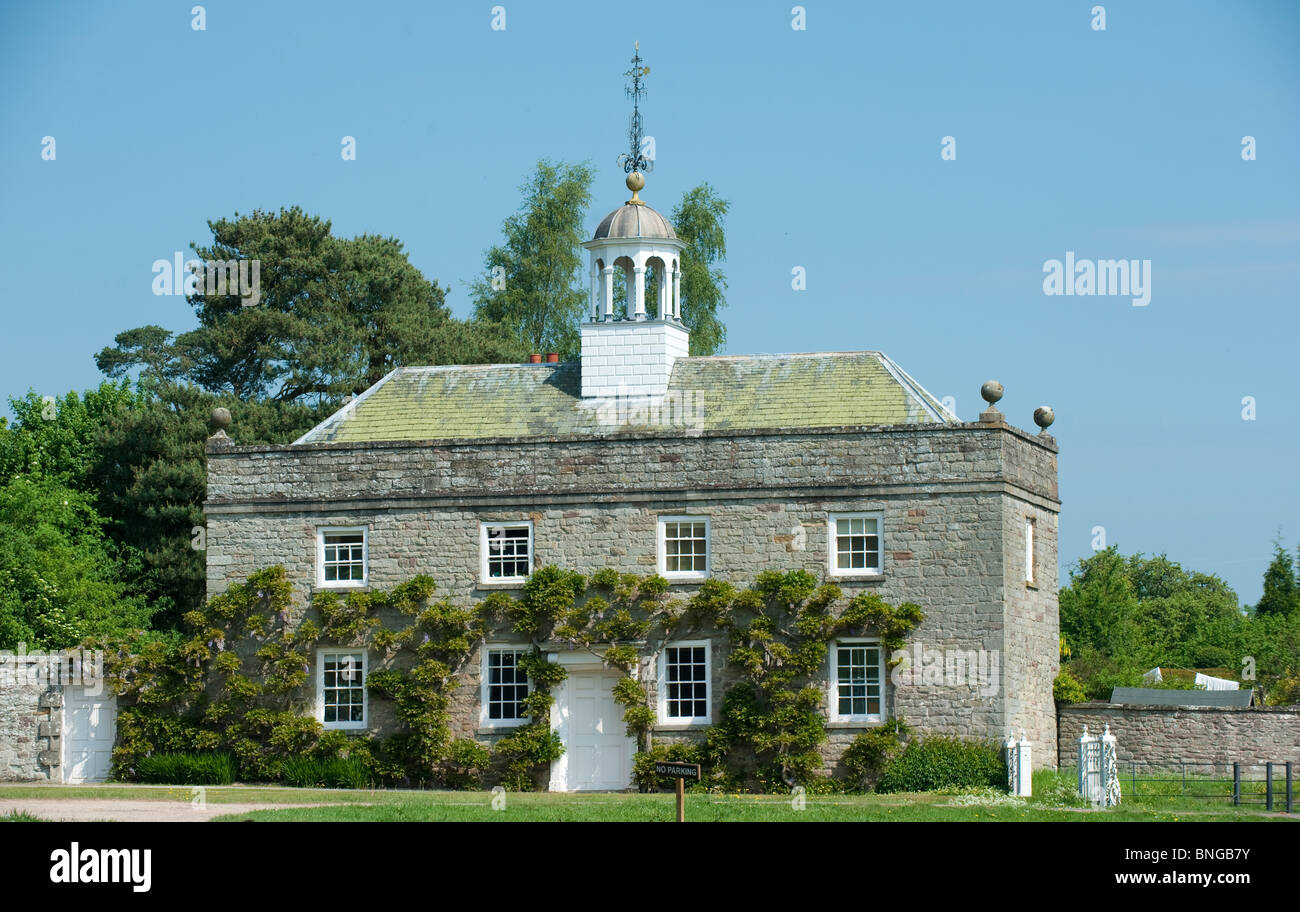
1058, 704, 1300, 769
0, 681, 60, 781
204, 421, 1062, 778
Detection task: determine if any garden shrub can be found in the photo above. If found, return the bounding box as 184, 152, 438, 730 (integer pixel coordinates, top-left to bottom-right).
134, 752, 234, 785
875, 735, 1005, 793
281, 755, 369, 789
1053, 670, 1089, 704
840, 718, 911, 791
633, 742, 708, 792
112, 707, 218, 780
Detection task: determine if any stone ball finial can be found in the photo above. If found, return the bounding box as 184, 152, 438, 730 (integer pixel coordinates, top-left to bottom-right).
210, 407, 231, 433
1033, 406, 1055, 431
980, 380, 1004, 406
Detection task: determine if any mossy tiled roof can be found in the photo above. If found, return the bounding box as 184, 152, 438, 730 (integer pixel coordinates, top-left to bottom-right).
294, 351, 956, 444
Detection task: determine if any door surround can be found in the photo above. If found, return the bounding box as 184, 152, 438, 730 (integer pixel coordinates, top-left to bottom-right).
546, 650, 637, 792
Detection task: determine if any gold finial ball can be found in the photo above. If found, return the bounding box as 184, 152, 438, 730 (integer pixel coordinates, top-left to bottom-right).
625, 171, 645, 192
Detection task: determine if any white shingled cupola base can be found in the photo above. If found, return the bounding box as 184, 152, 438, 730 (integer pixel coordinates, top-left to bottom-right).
580, 170, 689, 400
580, 317, 690, 399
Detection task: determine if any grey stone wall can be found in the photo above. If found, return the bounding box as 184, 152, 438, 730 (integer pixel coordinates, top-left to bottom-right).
0, 682, 61, 781
206, 424, 1057, 510
1001, 495, 1060, 765
205, 422, 1061, 773
1058, 704, 1300, 768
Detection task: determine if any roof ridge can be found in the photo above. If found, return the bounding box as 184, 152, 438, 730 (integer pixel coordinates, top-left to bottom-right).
683, 350, 884, 361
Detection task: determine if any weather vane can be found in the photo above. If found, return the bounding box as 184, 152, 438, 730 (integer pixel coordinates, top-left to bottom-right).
617, 41, 650, 175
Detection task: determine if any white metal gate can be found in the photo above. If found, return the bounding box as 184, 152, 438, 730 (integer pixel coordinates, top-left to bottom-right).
1077, 723, 1121, 806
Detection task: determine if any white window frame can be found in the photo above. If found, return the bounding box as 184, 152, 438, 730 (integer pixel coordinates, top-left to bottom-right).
827, 639, 884, 724
827, 512, 884, 578
1025, 517, 1036, 585
479, 521, 534, 585
316, 648, 368, 730
657, 515, 711, 581
657, 640, 711, 725
316, 526, 368, 589
480, 645, 532, 728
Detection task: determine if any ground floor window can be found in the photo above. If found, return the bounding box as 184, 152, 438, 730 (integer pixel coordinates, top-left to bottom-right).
483, 647, 531, 726
318, 650, 367, 729
829, 640, 882, 722
659, 641, 710, 723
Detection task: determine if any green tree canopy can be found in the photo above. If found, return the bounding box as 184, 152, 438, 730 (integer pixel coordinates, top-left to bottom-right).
0, 475, 153, 649
1254, 541, 1299, 618
0, 388, 156, 649
1059, 547, 1250, 698
671, 183, 729, 355
0, 383, 140, 486
98, 207, 512, 404
470, 160, 595, 360
88, 382, 328, 630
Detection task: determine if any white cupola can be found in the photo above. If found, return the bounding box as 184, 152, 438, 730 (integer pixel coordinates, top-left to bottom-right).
579, 171, 689, 399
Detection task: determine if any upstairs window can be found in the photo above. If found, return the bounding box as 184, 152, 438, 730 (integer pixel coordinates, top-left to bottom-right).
828, 513, 883, 577
481, 522, 533, 583
658, 516, 710, 580
317, 527, 367, 588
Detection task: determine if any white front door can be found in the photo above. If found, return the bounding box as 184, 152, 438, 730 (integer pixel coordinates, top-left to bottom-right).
62, 687, 116, 783
551, 669, 634, 791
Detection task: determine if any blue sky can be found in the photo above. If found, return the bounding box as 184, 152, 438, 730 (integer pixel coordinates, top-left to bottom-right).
1, 1, 1297, 604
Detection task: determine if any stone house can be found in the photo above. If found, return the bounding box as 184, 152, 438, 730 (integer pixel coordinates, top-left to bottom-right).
203, 175, 1061, 790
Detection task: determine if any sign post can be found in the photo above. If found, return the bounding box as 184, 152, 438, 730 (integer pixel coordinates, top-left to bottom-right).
654, 762, 701, 822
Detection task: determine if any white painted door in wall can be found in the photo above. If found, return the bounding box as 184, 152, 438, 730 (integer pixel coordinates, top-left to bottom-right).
562, 670, 633, 791
62, 687, 116, 783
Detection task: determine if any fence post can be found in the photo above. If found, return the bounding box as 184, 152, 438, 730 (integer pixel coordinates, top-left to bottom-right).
1233, 763, 1240, 806
1287, 762, 1293, 814
1005, 732, 1018, 795
1266, 762, 1274, 812
1005, 731, 1033, 797
1016, 730, 1032, 797
1078, 725, 1100, 805
1101, 724, 1121, 807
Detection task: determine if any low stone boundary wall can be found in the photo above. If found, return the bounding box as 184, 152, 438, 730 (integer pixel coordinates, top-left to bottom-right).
0, 683, 61, 781
1058, 703, 1300, 767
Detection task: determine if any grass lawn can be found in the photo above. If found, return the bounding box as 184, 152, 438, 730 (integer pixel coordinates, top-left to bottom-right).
0, 782, 1289, 822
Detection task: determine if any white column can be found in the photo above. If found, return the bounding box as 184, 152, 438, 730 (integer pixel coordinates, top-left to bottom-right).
589, 263, 600, 320
601, 266, 615, 320
672, 266, 682, 320
632, 265, 646, 320
657, 266, 668, 319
